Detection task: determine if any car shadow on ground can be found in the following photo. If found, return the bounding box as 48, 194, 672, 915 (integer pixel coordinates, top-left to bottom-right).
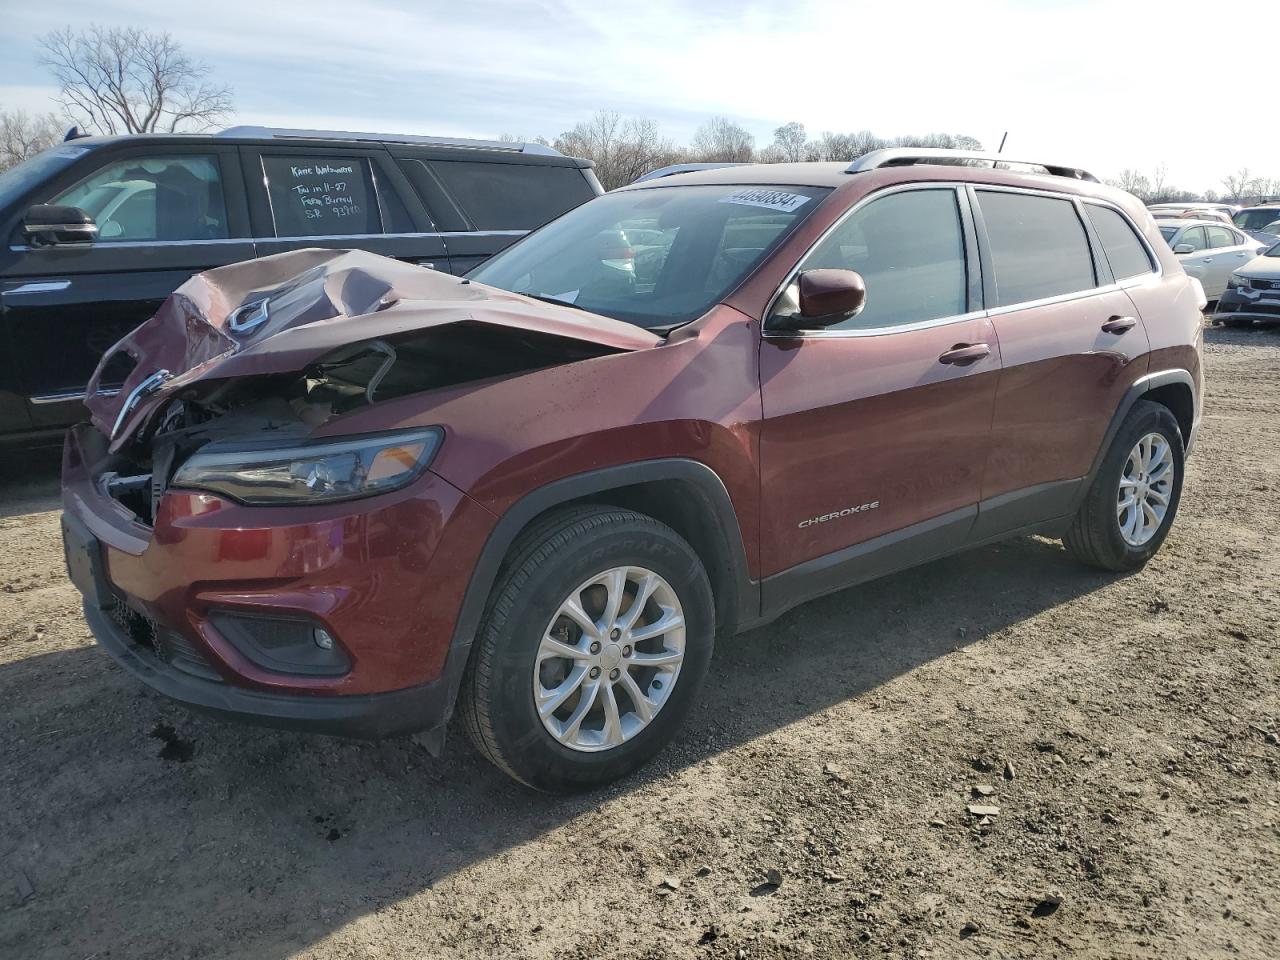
0, 444, 61, 519
0, 453, 1127, 959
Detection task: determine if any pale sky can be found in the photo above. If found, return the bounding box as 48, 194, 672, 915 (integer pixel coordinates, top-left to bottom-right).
0, 0, 1272, 192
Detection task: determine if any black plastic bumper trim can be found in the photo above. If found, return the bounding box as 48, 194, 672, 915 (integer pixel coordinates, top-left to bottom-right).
84, 602, 444, 740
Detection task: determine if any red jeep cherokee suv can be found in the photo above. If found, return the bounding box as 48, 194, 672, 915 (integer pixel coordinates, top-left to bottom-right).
62, 149, 1205, 791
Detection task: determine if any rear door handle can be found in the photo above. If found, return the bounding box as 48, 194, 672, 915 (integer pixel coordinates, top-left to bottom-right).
1101, 315, 1137, 334
938, 343, 990, 365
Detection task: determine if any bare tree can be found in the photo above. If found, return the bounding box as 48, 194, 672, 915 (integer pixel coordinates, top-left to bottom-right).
769, 121, 809, 162
1221, 168, 1258, 203
691, 116, 755, 163
1108, 168, 1152, 200
39, 25, 232, 135
1148, 163, 1169, 202
0, 108, 62, 171
554, 111, 682, 190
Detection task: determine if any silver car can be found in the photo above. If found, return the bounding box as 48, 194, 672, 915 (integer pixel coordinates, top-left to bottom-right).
1214, 242, 1280, 327
1158, 219, 1265, 300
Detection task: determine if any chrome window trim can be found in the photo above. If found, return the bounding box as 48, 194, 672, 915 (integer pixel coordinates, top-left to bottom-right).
2, 280, 72, 295
8, 229, 527, 252
762, 182, 977, 340
761, 181, 1166, 341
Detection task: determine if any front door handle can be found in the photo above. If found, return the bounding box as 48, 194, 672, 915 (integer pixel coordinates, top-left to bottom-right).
1101, 315, 1137, 334
1201, 257, 1214, 263
938, 342, 990, 366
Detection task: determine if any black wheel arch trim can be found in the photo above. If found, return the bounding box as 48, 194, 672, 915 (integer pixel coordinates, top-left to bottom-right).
1074, 368, 1196, 511
435, 458, 758, 731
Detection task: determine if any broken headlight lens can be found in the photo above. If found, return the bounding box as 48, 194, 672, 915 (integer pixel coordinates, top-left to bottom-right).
171, 428, 442, 505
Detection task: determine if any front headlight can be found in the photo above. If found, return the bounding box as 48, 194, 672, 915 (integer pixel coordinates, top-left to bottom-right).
1229, 274, 1252, 290
171, 428, 443, 505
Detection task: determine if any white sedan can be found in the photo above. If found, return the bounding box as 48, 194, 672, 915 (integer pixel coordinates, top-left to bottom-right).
1158, 219, 1266, 301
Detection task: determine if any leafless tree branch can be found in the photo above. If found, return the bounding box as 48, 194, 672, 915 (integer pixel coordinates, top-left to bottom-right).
38, 24, 233, 135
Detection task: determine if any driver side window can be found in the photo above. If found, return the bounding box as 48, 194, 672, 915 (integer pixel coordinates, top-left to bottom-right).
794, 188, 969, 330
51, 155, 228, 242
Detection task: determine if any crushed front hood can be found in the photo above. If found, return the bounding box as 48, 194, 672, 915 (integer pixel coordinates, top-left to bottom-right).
85, 248, 660, 445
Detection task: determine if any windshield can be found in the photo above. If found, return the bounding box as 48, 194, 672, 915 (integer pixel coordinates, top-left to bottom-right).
1234, 208, 1280, 231
468, 183, 832, 329
1159, 225, 1179, 241
0, 143, 93, 211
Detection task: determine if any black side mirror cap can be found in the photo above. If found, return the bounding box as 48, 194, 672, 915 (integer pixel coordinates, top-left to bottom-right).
23, 204, 99, 247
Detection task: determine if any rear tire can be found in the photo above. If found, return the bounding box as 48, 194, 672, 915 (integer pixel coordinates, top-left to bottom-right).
458, 505, 714, 792
1064, 400, 1184, 572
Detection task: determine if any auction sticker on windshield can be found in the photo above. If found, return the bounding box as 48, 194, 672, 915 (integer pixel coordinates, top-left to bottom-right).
718, 188, 811, 213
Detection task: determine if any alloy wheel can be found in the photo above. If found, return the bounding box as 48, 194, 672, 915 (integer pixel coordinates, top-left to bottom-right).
533, 566, 686, 752
1117, 432, 1175, 547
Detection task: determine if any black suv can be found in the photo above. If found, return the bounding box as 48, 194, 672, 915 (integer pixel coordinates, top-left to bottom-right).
0, 126, 601, 443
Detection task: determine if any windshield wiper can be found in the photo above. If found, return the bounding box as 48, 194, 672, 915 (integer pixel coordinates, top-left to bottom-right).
522, 293, 590, 312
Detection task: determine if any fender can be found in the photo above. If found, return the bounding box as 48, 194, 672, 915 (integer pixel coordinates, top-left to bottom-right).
1072, 368, 1196, 512
417, 458, 757, 750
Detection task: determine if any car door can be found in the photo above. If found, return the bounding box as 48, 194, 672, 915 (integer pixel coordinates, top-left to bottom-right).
1203, 225, 1256, 298
758, 186, 999, 605
0, 144, 253, 431
240, 145, 449, 270
972, 188, 1152, 533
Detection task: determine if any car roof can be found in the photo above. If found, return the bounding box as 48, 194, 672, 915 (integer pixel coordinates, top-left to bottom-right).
1162, 219, 1235, 228
618, 157, 1103, 194
57, 128, 591, 167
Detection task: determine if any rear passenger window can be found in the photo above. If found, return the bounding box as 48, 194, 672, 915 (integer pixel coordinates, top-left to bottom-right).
800, 188, 968, 330
262, 155, 381, 237
1084, 205, 1154, 280
1206, 225, 1238, 249
425, 161, 595, 230
977, 191, 1096, 305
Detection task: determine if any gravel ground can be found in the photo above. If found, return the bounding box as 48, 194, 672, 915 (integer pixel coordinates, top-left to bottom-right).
1, 324, 1278, 960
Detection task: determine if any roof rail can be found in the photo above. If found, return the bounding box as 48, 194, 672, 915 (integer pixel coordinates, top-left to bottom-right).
217, 126, 563, 157
633, 162, 747, 184
846, 148, 1098, 183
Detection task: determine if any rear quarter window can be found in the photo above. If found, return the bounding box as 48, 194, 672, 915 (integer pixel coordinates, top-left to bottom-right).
426, 161, 596, 230
977, 191, 1096, 306
1084, 204, 1154, 280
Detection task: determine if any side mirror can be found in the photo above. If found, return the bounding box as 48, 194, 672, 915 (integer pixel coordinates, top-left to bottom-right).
23, 204, 99, 247
1173, 243, 1194, 255
773, 269, 867, 331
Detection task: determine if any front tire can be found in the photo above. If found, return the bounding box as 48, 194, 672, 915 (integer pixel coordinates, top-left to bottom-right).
1064, 400, 1184, 572
458, 505, 715, 792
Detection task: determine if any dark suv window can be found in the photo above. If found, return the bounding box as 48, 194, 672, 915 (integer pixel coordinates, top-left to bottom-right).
797, 188, 968, 330
977, 191, 1096, 305
1084, 205, 1154, 280
423, 160, 596, 230
51, 155, 227, 242
262, 155, 381, 237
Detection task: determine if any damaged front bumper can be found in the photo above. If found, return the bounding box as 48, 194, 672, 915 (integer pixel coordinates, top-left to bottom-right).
62, 423, 495, 742
1215, 286, 1280, 323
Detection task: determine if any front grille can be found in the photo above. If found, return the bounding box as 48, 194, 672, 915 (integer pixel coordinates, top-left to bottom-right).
107, 595, 223, 683
1253, 278, 1280, 292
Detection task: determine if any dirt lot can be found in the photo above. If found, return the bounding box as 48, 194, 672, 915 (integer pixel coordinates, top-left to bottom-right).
1, 325, 1278, 960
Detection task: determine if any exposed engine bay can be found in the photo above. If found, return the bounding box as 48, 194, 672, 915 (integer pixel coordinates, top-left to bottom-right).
93, 322, 621, 525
